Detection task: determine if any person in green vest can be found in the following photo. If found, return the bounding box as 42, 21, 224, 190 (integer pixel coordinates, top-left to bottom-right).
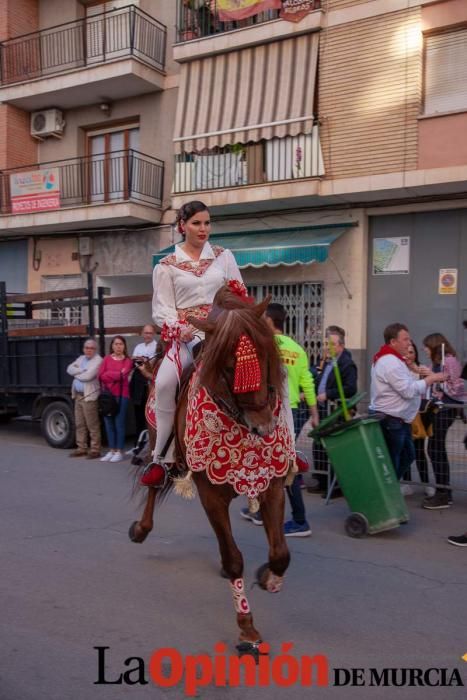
240, 302, 319, 537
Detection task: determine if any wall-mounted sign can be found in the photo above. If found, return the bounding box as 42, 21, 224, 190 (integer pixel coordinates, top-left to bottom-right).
373, 237, 410, 275
280, 0, 321, 22
438, 268, 457, 295
10, 168, 60, 214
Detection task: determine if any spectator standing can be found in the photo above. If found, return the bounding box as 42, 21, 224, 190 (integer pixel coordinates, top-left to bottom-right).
67, 338, 102, 459
130, 325, 158, 445
402, 342, 436, 497
421, 333, 464, 510
240, 303, 319, 537
309, 327, 357, 497
98, 336, 133, 463
370, 323, 445, 483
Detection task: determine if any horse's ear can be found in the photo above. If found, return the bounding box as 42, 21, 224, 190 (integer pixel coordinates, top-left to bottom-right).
187, 315, 216, 334
253, 294, 271, 318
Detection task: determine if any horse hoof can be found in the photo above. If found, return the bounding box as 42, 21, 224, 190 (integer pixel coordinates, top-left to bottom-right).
255, 563, 269, 590
236, 640, 263, 660
128, 521, 151, 543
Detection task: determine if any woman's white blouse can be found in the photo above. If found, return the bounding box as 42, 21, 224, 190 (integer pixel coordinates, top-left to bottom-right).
152, 242, 243, 328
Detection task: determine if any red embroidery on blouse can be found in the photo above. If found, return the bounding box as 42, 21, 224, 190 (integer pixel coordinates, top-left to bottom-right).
160, 245, 225, 277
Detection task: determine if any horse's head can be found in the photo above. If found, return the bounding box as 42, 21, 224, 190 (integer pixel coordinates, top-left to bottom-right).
188, 285, 284, 436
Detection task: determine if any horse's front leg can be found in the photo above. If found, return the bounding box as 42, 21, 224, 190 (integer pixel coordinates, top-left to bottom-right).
256, 477, 290, 592
193, 474, 262, 652
128, 487, 156, 543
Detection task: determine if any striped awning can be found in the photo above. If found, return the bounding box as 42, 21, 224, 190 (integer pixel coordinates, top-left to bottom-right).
173, 32, 319, 154
153, 224, 354, 269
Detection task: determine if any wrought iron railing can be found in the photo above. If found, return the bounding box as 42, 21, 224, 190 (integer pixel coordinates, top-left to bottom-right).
175, 1, 321, 42
0, 150, 164, 214
0, 5, 167, 85
173, 132, 321, 193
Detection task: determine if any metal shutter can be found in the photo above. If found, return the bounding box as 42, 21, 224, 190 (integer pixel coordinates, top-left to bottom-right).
424, 28, 467, 115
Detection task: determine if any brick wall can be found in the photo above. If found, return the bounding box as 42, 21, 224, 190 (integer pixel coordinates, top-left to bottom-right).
0, 0, 38, 41
0, 105, 37, 170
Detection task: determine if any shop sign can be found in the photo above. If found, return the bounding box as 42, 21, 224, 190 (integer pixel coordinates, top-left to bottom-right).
9, 168, 60, 214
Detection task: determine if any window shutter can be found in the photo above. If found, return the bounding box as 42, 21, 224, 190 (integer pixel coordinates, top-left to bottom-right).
424, 29, 467, 115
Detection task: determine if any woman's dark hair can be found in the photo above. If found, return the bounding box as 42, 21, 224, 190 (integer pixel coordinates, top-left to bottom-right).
408, 340, 419, 365
176, 200, 209, 235
422, 333, 456, 364
110, 335, 129, 358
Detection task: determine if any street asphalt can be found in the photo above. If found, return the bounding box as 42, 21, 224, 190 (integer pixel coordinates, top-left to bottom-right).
0, 419, 466, 700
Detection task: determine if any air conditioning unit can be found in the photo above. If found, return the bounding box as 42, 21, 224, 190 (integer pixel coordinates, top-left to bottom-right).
30, 109, 65, 139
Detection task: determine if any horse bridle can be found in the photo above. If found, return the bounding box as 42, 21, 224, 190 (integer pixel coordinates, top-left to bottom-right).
208, 367, 277, 430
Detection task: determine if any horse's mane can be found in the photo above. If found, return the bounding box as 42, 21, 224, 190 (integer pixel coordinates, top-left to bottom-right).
198, 286, 284, 397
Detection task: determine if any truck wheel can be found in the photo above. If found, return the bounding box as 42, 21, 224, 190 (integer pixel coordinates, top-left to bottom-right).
41, 401, 75, 449
345, 513, 369, 538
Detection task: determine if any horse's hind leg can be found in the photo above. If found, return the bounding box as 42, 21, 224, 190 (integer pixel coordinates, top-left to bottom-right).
128, 488, 156, 543
256, 477, 290, 592
194, 475, 262, 649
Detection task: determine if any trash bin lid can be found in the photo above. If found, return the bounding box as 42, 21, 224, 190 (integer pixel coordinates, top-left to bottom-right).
309, 391, 366, 439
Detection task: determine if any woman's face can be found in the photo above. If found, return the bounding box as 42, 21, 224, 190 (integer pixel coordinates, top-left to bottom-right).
112, 339, 125, 355
406, 345, 416, 362
181, 209, 211, 249
423, 345, 431, 360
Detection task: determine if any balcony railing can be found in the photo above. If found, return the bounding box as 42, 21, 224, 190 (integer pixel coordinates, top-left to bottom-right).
173, 133, 322, 193
0, 5, 167, 85
0, 150, 164, 214
176, 1, 322, 42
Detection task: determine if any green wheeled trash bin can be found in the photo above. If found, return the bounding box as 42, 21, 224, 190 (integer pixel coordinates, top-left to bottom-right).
310, 399, 409, 537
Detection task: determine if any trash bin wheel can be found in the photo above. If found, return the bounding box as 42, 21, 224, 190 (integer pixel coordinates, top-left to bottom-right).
345, 513, 369, 538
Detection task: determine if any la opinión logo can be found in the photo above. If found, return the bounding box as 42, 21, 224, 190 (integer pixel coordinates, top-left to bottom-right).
94, 643, 329, 695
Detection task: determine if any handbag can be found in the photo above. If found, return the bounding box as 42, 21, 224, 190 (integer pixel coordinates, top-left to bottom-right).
98, 372, 123, 417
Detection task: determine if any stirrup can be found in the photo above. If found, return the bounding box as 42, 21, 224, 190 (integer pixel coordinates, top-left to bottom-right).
140, 461, 170, 489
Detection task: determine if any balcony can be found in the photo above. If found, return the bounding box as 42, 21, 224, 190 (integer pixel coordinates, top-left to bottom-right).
173, 131, 323, 193
174, 0, 323, 61
0, 5, 167, 111
0, 149, 164, 234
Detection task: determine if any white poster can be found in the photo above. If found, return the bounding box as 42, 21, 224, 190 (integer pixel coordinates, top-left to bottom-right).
373, 237, 410, 275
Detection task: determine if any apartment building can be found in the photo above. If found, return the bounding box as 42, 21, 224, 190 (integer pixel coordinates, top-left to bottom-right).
165, 0, 467, 379
0, 0, 178, 329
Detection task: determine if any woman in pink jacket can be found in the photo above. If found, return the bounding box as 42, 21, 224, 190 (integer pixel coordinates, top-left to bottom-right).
98, 336, 133, 463
422, 333, 464, 510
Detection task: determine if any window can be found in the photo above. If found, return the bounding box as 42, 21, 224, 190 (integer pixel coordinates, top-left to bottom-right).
247, 282, 324, 364
87, 125, 139, 202
424, 28, 467, 115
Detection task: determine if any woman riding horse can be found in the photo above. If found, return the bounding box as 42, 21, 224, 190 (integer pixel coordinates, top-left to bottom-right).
142, 200, 244, 487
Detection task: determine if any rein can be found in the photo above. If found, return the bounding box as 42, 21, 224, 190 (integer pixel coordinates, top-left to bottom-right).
207, 368, 277, 430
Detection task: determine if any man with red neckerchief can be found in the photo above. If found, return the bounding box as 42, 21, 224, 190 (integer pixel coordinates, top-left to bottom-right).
370, 323, 446, 481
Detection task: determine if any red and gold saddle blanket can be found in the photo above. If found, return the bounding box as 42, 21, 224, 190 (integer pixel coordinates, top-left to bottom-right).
185, 379, 294, 499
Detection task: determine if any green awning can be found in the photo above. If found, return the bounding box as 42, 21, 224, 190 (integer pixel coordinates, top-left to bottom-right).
152, 223, 355, 269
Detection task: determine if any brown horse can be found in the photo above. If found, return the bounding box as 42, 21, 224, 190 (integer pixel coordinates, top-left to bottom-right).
129, 285, 293, 654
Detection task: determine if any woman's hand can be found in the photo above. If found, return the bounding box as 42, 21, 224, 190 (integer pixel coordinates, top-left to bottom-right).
180, 326, 194, 342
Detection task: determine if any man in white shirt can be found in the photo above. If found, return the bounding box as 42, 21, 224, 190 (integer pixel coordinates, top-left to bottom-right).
130, 325, 158, 443
370, 323, 445, 479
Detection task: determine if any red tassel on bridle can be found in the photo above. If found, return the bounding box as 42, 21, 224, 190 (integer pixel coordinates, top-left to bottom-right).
233, 334, 262, 394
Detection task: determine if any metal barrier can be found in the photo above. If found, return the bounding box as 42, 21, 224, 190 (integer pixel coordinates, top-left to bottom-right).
0, 5, 167, 84
0, 150, 164, 213
294, 401, 467, 496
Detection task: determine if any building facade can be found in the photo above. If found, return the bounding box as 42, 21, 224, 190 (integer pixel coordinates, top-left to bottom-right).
1, 0, 466, 382
0, 0, 178, 330
168, 0, 467, 384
